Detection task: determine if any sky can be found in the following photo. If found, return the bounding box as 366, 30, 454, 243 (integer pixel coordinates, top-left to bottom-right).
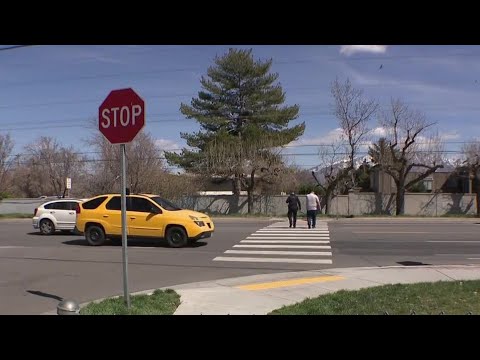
1, 45, 479, 172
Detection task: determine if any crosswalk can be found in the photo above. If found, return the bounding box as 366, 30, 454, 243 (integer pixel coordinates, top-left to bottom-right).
213, 220, 333, 265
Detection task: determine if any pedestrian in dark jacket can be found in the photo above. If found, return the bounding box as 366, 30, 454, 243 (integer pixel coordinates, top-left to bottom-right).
286, 192, 301, 228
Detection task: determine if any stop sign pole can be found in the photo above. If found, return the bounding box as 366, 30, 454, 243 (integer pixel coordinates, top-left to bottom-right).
99, 88, 145, 308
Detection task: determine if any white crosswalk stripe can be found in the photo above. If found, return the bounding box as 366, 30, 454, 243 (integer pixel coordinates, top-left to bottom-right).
213, 220, 334, 265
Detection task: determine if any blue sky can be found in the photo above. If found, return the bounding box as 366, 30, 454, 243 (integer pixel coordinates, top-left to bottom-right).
1, 45, 479, 171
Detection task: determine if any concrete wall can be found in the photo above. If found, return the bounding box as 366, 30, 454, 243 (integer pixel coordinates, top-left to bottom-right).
347, 192, 475, 216
405, 193, 476, 216
347, 192, 396, 215
1, 193, 477, 216
177, 195, 308, 216
0, 198, 48, 214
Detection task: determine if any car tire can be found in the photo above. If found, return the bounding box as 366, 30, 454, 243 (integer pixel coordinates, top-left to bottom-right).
85, 225, 106, 246
166, 226, 188, 248
39, 219, 55, 235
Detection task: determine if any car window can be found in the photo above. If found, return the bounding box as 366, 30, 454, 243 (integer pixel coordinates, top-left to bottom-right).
66, 202, 79, 211
151, 196, 182, 211
106, 196, 121, 211
45, 202, 68, 210
82, 196, 108, 209
44, 203, 54, 209
129, 197, 159, 213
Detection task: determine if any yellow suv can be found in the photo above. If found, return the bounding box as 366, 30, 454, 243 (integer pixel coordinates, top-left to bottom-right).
75, 194, 214, 248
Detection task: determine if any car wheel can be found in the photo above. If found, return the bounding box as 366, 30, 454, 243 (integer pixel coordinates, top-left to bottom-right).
85, 225, 106, 246
166, 226, 188, 248
40, 219, 55, 235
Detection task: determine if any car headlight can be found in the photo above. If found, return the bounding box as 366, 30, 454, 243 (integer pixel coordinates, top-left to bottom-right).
189, 215, 205, 227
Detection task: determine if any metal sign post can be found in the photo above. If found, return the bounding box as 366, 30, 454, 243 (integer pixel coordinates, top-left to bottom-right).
120, 144, 130, 308
99, 88, 144, 309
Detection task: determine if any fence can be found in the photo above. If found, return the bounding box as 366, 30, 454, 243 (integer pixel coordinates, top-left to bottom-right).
0, 192, 476, 216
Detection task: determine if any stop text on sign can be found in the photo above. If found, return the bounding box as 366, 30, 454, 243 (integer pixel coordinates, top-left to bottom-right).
100, 105, 143, 128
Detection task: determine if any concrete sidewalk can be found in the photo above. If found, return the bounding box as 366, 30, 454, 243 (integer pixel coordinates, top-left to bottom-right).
169, 264, 480, 315
42, 264, 480, 315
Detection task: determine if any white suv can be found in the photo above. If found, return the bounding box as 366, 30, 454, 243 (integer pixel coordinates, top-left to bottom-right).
33, 199, 83, 235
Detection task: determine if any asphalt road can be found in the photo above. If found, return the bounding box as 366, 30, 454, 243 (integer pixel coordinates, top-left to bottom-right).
1, 217, 479, 314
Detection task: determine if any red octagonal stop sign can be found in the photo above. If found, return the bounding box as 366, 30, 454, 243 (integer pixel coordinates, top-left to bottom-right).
99, 88, 145, 144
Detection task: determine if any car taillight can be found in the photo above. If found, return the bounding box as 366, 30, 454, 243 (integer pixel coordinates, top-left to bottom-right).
34, 208, 38, 216
75, 204, 81, 214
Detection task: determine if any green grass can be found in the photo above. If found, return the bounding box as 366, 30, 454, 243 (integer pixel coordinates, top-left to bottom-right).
80, 289, 181, 315
0, 213, 32, 219
269, 280, 480, 315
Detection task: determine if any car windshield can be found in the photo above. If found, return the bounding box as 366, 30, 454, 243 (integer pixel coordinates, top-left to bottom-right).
151, 197, 182, 211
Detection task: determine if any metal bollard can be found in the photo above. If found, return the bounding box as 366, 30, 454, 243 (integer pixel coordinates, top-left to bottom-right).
57, 300, 80, 315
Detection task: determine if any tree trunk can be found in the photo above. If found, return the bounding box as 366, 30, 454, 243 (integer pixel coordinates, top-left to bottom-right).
247, 190, 254, 214
232, 176, 242, 196
475, 177, 480, 217
325, 193, 332, 215
247, 170, 255, 214
395, 186, 406, 215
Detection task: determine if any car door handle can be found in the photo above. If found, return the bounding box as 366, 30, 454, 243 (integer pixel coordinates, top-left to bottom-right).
50, 211, 55, 214
103, 215, 109, 218
69, 212, 75, 215
130, 217, 136, 220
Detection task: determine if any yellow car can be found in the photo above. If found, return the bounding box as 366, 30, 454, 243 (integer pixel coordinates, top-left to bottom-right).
75, 193, 214, 247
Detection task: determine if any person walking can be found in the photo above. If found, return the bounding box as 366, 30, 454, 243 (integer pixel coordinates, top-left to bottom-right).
286, 192, 301, 228
306, 190, 320, 229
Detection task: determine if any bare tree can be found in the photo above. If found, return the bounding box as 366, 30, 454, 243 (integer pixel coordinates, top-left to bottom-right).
461, 142, 480, 216
154, 173, 205, 205
312, 78, 377, 214
312, 142, 347, 213
369, 99, 444, 215
11, 137, 87, 197
0, 134, 14, 196
85, 130, 167, 196
204, 136, 285, 213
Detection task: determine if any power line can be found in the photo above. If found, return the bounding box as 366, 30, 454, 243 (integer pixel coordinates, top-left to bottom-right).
0, 45, 33, 52
1, 66, 202, 88
6, 141, 478, 159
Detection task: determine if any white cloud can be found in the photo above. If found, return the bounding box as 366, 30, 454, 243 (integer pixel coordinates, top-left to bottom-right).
155, 139, 181, 153
288, 128, 345, 147
347, 67, 476, 101
440, 131, 460, 141
371, 127, 388, 137
340, 45, 388, 56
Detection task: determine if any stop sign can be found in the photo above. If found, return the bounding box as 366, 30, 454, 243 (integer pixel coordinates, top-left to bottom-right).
99, 88, 145, 144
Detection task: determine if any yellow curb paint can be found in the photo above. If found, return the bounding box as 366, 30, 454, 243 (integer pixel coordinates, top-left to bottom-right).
237, 275, 345, 291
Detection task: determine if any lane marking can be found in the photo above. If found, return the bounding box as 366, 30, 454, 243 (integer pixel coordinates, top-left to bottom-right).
213, 257, 333, 264
0, 246, 29, 249
435, 253, 480, 256
247, 236, 330, 240
225, 250, 332, 256
427, 241, 480, 243
242, 240, 330, 243
254, 230, 329, 235
234, 244, 331, 249
354, 231, 429, 234
251, 233, 329, 236
236, 275, 344, 290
